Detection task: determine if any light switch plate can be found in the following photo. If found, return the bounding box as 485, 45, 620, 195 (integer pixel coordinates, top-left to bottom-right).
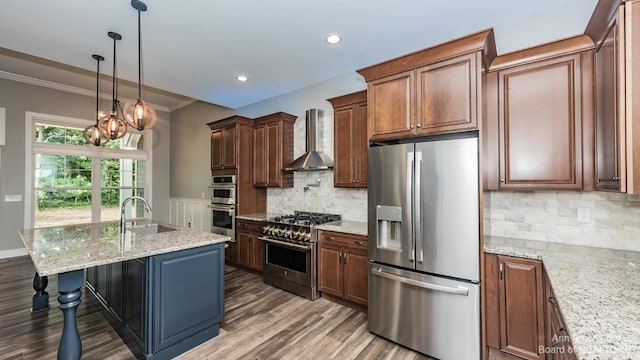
4, 195, 22, 202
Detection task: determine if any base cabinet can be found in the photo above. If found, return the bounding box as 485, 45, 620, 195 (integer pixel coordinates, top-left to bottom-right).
86, 243, 225, 359
485, 254, 576, 360
317, 230, 368, 309
235, 219, 264, 271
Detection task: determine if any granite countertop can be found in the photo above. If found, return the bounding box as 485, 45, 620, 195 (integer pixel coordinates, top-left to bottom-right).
315, 220, 368, 237
235, 213, 282, 222
19, 219, 230, 276
485, 236, 640, 359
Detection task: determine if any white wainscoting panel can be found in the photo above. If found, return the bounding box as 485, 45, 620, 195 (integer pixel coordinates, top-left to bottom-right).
169, 198, 211, 232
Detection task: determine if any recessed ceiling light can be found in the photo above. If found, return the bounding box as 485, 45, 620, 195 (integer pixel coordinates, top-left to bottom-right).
325, 34, 342, 44
236, 75, 249, 82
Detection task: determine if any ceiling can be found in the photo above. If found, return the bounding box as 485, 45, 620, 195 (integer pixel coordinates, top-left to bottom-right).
0, 0, 599, 110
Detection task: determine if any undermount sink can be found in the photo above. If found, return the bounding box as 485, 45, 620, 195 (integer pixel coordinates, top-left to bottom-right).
129, 223, 177, 235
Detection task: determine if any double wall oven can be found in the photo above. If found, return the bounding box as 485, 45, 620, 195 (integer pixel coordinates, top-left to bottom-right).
209, 175, 236, 241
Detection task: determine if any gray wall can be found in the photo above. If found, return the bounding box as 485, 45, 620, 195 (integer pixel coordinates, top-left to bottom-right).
0, 77, 171, 253
169, 102, 233, 199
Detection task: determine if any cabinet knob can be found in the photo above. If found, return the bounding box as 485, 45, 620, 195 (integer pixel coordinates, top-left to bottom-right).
416, 124, 421, 128
410, 124, 415, 129
500, 178, 505, 183
356, 179, 359, 183
352, 180, 356, 183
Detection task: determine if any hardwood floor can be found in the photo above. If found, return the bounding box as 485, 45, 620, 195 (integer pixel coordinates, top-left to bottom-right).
0, 256, 431, 360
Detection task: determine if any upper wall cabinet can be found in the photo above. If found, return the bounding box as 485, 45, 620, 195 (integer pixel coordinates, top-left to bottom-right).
328, 90, 368, 188
357, 29, 495, 142
483, 36, 596, 190
252, 112, 296, 188
207, 115, 253, 172
586, 0, 640, 194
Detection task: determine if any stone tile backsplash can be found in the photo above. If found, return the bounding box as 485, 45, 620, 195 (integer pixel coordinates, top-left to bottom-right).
267, 171, 367, 222
267, 109, 368, 222
484, 190, 640, 252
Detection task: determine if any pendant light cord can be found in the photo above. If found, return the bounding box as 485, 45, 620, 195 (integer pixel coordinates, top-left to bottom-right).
138, 9, 142, 100
111, 36, 118, 112
96, 59, 100, 124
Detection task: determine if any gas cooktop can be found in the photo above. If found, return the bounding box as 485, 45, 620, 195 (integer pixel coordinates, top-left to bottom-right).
268, 211, 341, 226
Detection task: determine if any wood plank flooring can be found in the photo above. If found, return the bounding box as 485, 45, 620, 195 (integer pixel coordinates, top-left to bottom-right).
0, 256, 431, 360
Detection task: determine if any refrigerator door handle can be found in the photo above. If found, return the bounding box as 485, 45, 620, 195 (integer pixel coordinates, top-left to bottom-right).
415, 151, 423, 263
407, 152, 415, 262
370, 267, 469, 296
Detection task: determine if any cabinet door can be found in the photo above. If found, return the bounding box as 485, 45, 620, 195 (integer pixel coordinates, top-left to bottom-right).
416, 53, 477, 135
334, 105, 357, 187
595, 20, 623, 191
266, 122, 282, 187
498, 256, 545, 360
355, 102, 368, 188
317, 242, 343, 297
252, 235, 264, 271
368, 70, 415, 141
108, 262, 124, 322
343, 248, 368, 305
125, 258, 146, 345
225, 240, 238, 264
236, 231, 252, 267
221, 125, 237, 169
95, 264, 108, 304
252, 125, 266, 186
498, 54, 582, 189
210, 129, 223, 170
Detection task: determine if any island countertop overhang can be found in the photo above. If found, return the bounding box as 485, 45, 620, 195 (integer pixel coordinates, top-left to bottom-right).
19, 219, 230, 276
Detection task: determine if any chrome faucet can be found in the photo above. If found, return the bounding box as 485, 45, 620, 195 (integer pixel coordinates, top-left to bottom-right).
120, 196, 152, 234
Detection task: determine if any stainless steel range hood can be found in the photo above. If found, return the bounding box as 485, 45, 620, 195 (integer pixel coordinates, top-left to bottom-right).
284, 109, 334, 171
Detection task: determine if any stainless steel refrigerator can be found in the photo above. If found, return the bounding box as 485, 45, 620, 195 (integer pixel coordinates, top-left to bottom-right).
368, 135, 481, 360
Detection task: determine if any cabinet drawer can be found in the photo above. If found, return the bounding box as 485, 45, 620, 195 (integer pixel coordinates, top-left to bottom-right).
237, 219, 263, 233
318, 230, 367, 250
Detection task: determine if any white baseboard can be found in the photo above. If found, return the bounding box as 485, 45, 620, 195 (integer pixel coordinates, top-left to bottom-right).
0, 247, 28, 259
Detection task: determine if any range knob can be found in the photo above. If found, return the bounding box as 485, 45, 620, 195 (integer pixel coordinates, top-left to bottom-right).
304, 232, 312, 242
284, 228, 293, 239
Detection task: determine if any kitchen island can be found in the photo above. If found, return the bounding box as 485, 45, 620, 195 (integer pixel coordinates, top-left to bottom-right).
19, 220, 229, 360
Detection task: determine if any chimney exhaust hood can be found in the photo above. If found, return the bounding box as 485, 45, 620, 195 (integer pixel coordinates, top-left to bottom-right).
284, 109, 334, 171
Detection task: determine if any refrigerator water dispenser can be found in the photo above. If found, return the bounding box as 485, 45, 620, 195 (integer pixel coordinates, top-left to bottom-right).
376, 205, 402, 250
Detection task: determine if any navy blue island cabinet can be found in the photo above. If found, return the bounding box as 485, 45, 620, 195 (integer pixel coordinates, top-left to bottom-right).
86, 243, 225, 359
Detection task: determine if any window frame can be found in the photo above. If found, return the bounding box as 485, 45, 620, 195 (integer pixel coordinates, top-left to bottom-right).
24, 111, 153, 228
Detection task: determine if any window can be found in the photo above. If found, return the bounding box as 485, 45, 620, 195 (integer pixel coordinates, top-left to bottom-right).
25, 112, 152, 228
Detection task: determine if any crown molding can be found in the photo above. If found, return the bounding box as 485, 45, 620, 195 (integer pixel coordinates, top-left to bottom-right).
0, 70, 172, 113
169, 98, 198, 112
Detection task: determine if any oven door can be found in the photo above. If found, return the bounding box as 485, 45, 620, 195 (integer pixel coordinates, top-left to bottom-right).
209, 204, 235, 240
261, 237, 314, 287
210, 186, 235, 205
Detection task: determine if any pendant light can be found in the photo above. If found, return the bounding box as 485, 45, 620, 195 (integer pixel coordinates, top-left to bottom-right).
124, 0, 157, 131
83, 54, 110, 146
99, 31, 128, 140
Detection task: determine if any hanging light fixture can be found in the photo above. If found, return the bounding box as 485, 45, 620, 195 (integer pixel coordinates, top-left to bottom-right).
124, 0, 157, 131
99, 31, 128, 140
83, 54, 110, 146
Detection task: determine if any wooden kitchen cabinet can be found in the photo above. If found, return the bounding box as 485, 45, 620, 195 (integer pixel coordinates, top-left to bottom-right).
328, 90, 368, 188
594, 15, 623, 191
317, 230, 368, 311
498, 53, 583, 190
357, 29, 495, 141
483, 34, 598, 191
252, 112, 295, 188
485, 254, 550, 360
544, 272, 577, 360
207, 115, 252, 171
236, 219, 264, 271
586, 0, 640, 194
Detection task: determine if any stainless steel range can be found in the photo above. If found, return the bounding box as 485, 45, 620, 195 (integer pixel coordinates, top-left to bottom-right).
260, 211, 341, 300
